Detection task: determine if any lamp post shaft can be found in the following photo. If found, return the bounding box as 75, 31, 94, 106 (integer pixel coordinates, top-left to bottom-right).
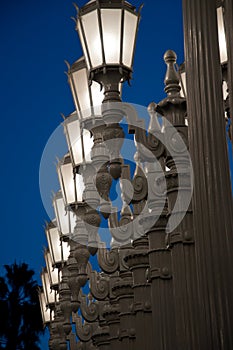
225, 0, 233, 146
182, 0, 233, 348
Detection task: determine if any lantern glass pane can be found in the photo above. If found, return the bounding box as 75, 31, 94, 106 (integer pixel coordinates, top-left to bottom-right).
217, 7, 227, 64
66, 118, 83, 166
77, 21, 91, 70
46, 225, 62, 265
101, 9, 121, 64
73, 69, 91, 119
53, 193, 76, 237
69, 78, 80, 113
62, 241, 70, 261
42, 270, 55, 305
83, 128, 94, 162
39, 291, 51, 324
91, 81, 104, 114
123, 11, 138, 68
75, 173, 85, 202
45, 250, 59, 287
81, 11, 102, 68
180, 71, 186, 97
60, 162, 76, 205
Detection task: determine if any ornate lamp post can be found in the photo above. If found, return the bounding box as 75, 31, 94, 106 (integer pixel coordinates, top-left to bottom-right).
39, 1, 233, 350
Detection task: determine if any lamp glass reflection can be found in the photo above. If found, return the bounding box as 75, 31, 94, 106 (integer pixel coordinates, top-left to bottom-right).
57, 154, 84, 206
63, 113, 94, 167
38, 289, 52, 325
77, 1, 140, 71
53, 190, 76, 239
67, 57, 104, 119
41, 269, 56, 306
44, 249, 59, 288
217, 7, 227, 64
45, 220, 70, 266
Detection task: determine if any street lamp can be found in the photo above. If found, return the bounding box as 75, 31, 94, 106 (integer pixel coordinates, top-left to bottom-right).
39, 1, 233, 349
53, 190, 76, 240
76, 0, 142, 102
63, 113, 94, 168
38, 288, 54, 326
57, 154, 85, 208
66, 57, 104, 119
45, 220, 70, 267
44, 248, 60, 288
41, 268, 56, 306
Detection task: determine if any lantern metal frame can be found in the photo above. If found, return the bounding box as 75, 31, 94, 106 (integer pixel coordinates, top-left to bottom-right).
38, 287, 54, 326
76, 0, 142, 102
44, 248, 60, 289
45, 220, 70, 267
57, 153, 85, 210
63, 112, 94, 169
53, 190, 76, 241
41, 267, 56, 307
66, 57, 104, 120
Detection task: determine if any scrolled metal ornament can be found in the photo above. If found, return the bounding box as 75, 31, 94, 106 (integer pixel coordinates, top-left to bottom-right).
73, 313, 98, 343
80, 292, 100, 323
89, 271, 109, 301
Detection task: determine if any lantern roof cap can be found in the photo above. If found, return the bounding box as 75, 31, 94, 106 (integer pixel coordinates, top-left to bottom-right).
79, 0, 137, 16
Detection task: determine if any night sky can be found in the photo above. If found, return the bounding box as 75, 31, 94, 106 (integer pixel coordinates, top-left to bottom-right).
1, 0, 232, 348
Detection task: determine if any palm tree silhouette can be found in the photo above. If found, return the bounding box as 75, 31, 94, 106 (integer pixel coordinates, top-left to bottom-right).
0, 262, 43, 350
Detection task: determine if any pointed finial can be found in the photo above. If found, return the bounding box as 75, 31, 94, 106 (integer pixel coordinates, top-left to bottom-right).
64, 60, 70, 70
72, 2, 79, 12
60, 113, 66, 120
147, 102, 161, 132
163, 50, 181, 96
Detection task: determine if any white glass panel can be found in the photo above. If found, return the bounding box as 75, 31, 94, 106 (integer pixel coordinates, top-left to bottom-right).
222, 80, 228, 100
81, 11, 102, 68
69, 78, 80, 116
77, 21, 91, 70
91, 81, 104, 115
66, 118, 83, 166
217, 7, 228, 64
61, 162, 76, 205
45, 250, 59, 286
47, 225, 62, 265
123, 11, 138, 68
73, 69, 91, 118
39, 291, 51, 324
101, 9, 121, 64
42, 271, 55, 305
83, 129, 94, 162
62, 241, 70, 262
54, 195, 75, 237
180, 71, 186, 98
75, 173, 84, 202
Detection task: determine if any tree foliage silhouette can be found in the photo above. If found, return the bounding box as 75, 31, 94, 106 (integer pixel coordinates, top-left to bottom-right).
0, 262, 44, 350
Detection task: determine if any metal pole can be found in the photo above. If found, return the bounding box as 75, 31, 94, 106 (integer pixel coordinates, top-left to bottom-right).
224, 0, 233, 148
182, 0, 233, 348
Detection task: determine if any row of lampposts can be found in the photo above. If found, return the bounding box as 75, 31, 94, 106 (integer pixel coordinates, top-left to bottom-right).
38, 1, 233, 349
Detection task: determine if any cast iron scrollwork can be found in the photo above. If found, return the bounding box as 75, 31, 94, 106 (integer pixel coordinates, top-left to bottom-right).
73, 313, 98, 343
97, 242, 119, 274
80, 291, 99, 323
89, 270, 109, 301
